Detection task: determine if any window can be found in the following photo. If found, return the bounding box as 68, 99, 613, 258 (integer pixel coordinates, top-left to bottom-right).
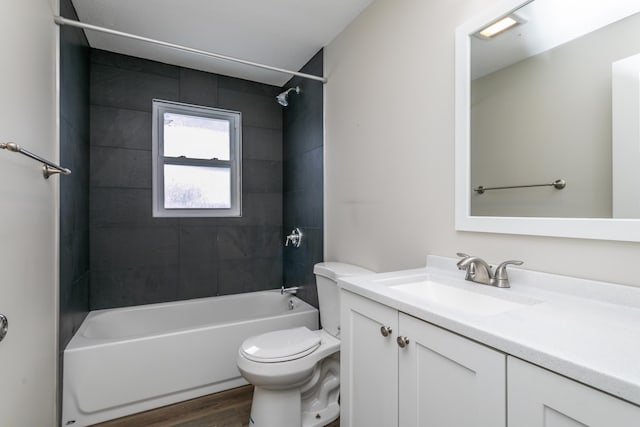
152, 100, 241, 217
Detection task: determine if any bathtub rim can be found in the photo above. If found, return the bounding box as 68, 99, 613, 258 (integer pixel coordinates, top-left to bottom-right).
66, 290, 318, 350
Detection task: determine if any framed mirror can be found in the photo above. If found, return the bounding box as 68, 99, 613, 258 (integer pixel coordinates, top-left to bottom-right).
455, 0, 640, 241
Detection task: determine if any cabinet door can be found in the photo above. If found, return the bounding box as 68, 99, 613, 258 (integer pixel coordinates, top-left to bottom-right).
508, 357, 640, 427
398, 314, 506, 427
340, 291, 399, 427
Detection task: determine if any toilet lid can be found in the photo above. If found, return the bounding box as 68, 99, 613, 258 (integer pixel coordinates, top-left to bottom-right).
240, 327, 321, 363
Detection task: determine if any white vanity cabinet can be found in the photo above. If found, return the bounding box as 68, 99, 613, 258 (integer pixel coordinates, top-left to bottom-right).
340, 290, 506, 427
508, 357, 640, 427
399, 313, 506, 426
340, 289, 399, 427
339, 256, 640, 426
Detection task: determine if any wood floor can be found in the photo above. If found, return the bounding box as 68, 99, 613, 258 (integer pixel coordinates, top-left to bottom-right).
92, 385, 340, 427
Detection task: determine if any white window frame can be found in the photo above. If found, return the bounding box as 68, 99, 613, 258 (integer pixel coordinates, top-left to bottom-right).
152, 99, 242, 217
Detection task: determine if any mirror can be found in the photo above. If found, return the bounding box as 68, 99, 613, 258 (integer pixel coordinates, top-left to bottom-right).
455, 0, 640, 242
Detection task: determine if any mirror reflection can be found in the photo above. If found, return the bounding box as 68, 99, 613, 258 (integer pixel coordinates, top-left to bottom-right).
469, 0, 640, 218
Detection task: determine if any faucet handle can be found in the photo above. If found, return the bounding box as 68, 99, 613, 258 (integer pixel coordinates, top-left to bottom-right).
285, 228, 303, 248
493, 260, 523, 288
456, 253, 472, 280
456, 252, 472, 270
495, 260, 523, 277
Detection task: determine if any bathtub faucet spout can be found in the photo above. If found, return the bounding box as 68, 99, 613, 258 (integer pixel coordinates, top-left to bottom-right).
281, 285, 301, 295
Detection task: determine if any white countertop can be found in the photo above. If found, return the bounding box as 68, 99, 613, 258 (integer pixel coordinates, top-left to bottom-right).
338, 255, 640, 406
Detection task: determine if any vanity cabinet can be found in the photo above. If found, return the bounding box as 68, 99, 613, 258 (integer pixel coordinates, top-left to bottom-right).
399, 313, 506, 426
340, 290, 398, 427
340, 290, 506, 427
508, 357, 640, 427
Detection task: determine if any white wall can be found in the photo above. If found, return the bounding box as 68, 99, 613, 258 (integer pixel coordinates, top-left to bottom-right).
0, 0, 59, 425
612, 53, 640, 218
325, 0, 640, 287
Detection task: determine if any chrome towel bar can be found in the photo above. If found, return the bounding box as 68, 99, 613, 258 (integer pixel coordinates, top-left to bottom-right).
1, 142, 71, 179
474, 179, 565, 194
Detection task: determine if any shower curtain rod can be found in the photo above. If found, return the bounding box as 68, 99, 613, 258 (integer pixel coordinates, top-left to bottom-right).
53, 16, 327, 84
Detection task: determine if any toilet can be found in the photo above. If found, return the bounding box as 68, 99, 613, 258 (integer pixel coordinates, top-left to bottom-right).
236, 262, 373, 427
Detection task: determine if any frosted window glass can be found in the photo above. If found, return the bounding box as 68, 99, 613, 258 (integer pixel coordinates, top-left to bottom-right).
163, 112, 230, 160
164, 165, 231, 209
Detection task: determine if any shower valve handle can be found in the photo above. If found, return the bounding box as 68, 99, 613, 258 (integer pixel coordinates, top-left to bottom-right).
285, 228, 303, 248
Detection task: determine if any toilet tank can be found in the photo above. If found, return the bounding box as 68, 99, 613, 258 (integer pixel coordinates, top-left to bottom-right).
313, 262, 374, 337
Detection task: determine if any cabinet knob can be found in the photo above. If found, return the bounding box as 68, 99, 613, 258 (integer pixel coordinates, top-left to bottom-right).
380, 326, 392, 337
0, 314, 7, 342
397, 336, 410, 348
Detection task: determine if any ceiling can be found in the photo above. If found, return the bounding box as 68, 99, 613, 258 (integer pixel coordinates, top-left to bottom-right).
71, 0, 376, 87
471, 0, 640, 79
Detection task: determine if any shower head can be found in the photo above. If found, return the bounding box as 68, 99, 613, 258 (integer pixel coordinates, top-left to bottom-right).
275, 86, 300, 107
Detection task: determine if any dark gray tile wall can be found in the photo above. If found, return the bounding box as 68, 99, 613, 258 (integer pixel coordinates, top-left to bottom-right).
59, 0, 90, 363
283, 50, 324, 308
89, 50, 284, 309
59, 0, 90, 421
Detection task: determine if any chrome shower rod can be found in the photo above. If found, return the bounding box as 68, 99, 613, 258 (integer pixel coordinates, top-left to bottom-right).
53, 16, 327, 84
1, 142, 71, 179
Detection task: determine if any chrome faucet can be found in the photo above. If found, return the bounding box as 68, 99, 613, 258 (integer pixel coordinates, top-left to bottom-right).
456, 253, 523, 288
281, 285, 301, 295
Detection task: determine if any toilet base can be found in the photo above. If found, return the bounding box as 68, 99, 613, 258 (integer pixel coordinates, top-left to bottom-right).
249, 387, 301, 427
247, 354, 340, 427
301, 401, 339, 427
300, 353, 340, 426
248, 387, 339, 427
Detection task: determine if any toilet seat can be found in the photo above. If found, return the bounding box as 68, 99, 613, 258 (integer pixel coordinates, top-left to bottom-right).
240, 327, 321, 363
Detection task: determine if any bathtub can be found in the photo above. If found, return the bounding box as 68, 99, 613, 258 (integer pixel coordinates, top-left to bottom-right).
62, 290, 319, 426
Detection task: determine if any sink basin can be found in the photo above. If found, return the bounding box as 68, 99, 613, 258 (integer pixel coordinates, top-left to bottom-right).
390, 280, 539, 316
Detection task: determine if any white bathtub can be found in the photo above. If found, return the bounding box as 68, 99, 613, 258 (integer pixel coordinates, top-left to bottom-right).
62, 290, 319, 426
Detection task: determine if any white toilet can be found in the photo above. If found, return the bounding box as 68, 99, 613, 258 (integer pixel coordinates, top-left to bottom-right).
236, 262, 373, 427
